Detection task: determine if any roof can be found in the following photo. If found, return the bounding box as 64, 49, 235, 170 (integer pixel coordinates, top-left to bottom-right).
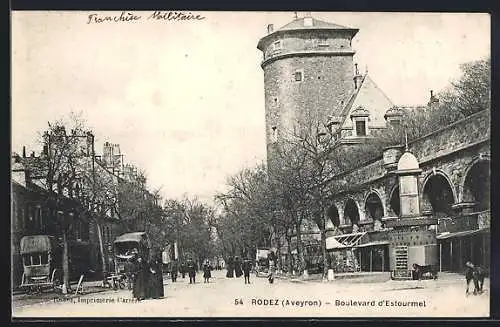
333, 232, 367, 247
397, 151, 419, 171
337, 74, 367, 124
114, 232, 148, 244
20, 235, 54, 254
437, 228, 490, 240
338, 74, 395, 128
257, 16, 358, 50
277, 17, 357, 32
354, 240, 390, 248
326, 236, 346, 250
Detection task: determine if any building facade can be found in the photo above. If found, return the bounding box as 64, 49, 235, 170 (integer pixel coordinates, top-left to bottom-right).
10, 130, 148, 286
257, 14, 490, 277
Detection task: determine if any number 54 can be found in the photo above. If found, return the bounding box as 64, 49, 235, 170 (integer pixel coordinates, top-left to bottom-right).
234, 299, 243, 305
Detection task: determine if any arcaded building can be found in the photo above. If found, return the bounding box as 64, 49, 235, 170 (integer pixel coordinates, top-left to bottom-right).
257, 14, 490, 278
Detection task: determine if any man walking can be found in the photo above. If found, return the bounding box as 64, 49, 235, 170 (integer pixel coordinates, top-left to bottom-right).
243, 258, 252, 284
180, 261, 186, 279
202, 260, 212, 283
187, 258, 196, 284
170, 259, 179, 283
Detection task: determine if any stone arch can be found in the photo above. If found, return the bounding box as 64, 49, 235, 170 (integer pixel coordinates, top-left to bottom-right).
421, 169, 458, 204
422, 170, 456, 217
364, 189, 385, 221
326, 204, 340, 227
343, 198, 360, 226
461, 157, 490, 211
389, 184, 400, 216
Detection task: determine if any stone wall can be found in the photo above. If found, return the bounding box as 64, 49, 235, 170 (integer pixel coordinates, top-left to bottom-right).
328, 110, 490, 214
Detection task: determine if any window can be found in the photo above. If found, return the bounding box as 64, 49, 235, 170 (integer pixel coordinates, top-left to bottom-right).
294, 71, 303, 82
317, 37, 329, 47
273, 40, 283, 51
38, 206, 43, 230
355, 120, 366, 136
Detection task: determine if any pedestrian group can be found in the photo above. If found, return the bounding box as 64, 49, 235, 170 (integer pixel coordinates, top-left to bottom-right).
124, 253, 217, 301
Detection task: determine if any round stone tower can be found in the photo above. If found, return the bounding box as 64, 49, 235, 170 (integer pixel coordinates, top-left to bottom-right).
257, 14, 359, 158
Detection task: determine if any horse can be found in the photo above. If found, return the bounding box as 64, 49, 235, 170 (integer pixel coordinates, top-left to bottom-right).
412, 263, 438, 281
465, 261, 485, 296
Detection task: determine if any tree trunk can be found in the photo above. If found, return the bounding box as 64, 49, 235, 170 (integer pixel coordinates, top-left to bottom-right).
96, 217, 108, 281
295, 221, 305, 275
274, 226, 283, 272
62, 227, 71, 294
320, 225, 328, 280
286, 232, 293, 275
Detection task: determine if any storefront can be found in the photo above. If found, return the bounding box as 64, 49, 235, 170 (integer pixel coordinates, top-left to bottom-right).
437, 227, 490, 273
353, 240, 390, 272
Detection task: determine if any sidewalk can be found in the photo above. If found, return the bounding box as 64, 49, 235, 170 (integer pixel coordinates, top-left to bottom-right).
268, 271, 472, 285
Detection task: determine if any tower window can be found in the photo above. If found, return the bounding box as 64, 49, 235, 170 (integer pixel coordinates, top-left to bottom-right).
271, 126, 278, 143
355, 120, 366, 136
273, 40, 283, 51
317, 37, 329, 47
294, 71, 303, 82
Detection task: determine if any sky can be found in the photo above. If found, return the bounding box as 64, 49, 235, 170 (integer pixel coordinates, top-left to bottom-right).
11, 11, 490, 204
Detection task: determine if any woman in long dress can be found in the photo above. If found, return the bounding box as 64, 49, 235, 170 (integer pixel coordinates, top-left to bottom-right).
148, 256, 164, 299
226, 256, 234, 278
133, 257, 148, 300
234, 256, 243, 278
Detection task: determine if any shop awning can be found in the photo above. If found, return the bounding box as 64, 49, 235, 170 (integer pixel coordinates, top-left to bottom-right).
114, 232, 147, 244
326, 237, 346, 250
333, 232, 367, 247
437, 228, 490, 240
354, 240, 390, 248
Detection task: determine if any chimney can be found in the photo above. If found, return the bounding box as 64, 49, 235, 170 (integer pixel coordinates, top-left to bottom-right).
428, 89, 439, 109
304, 15, 313, 27
22, 146, 26, 158
353, 63, 363, 90
267, 24, 274, 34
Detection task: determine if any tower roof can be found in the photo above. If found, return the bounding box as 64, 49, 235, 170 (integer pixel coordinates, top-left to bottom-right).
257, 16, 359, 51
277, 17, 357, 32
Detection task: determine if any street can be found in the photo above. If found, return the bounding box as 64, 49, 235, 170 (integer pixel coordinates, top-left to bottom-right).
13, 270, 489, 318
